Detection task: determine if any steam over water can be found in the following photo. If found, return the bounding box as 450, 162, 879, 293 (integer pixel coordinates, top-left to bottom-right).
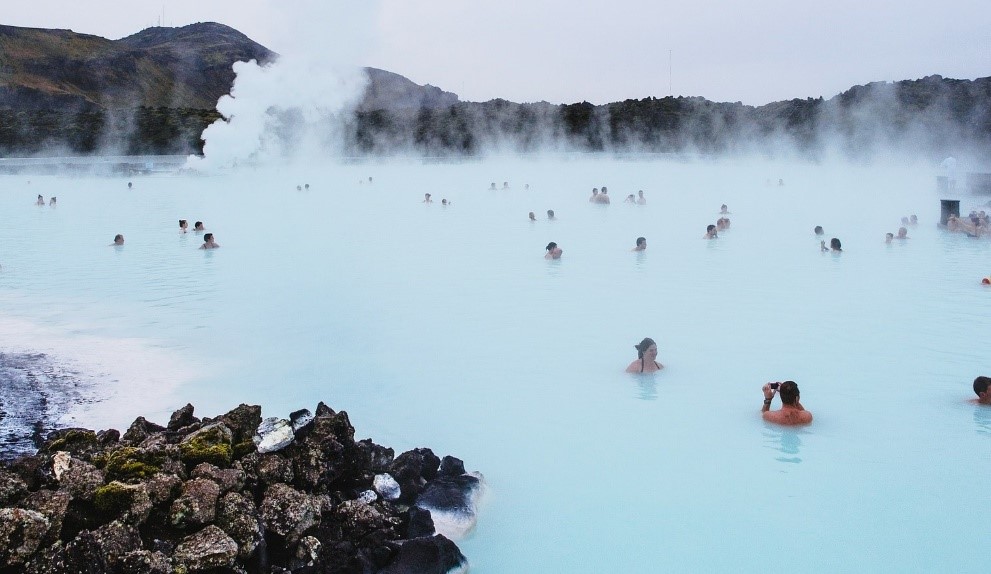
1, 157, 989, 571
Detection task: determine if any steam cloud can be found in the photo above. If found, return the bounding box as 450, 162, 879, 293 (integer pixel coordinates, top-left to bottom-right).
186, 1, 376, 171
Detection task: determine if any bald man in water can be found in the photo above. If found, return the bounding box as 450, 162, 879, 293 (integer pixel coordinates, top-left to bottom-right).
761, 381, 813, 425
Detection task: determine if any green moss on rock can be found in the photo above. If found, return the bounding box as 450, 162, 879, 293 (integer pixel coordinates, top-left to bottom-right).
179, 423, 234, 468
42, 428, 98, 455
104, 447, 162, 482
93, 481, 137, 516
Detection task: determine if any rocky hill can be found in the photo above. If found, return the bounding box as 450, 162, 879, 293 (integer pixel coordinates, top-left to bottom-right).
0, 22, 987, 160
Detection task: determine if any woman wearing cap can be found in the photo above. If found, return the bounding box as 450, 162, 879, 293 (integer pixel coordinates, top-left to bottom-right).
626, 337, 664, 373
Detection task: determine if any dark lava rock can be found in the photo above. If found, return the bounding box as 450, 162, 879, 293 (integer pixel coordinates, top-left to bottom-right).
167, 403, 198, 431
380, 534, 468, 574
389, 448, 441, 503
1, 402, 481, 573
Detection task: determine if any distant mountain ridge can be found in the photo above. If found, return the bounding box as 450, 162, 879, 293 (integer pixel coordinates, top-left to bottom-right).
0, 22, 456, 112
0, 22, 987, 160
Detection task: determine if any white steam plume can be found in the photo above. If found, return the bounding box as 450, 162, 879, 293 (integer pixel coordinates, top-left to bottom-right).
186, 1, 378, 171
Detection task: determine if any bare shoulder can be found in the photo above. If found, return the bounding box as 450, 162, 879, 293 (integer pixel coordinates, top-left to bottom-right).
625, 361, 640, 373
763, 410, 813, 426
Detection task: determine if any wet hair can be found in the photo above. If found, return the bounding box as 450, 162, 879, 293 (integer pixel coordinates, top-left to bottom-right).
706, 224, 716, 233
113, 234, 123, 242
528, 212, 536, 219
830, 237, 842, 250
974, 376, 991, 397
179, 219, 187, 226
636, 237, 646, 247
778, 381, 800, 405
545, 242, 557, 251
634, 337, 657, 359
547, 210, 555, 218
194, 221, 203, 228
814, 226, 824, 235
204, 233, 214, 242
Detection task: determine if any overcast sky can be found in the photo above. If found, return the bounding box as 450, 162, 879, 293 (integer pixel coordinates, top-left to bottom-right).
4, 0, 989, 106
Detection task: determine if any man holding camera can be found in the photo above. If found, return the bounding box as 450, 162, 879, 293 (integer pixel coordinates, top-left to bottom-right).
761, 381, 813, 425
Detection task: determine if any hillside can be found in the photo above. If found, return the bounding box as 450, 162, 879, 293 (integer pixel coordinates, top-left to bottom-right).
0, 22, 987, 160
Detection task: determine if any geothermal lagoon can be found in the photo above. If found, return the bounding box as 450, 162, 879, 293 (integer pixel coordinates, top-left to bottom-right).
1, 156, 989, 572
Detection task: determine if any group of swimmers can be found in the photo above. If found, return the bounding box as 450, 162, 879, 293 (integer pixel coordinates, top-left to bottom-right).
588, 186, 647, 205
489, 182, 529, 190
106, 217, 218, 249
946, 210, 990, 237
35, 194, 55, 206
423, 193, 452, 206
179, 219, 219, 249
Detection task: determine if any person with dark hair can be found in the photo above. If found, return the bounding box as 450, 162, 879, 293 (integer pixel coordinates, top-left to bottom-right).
179, 219, 188, 233
422, 193, 433, 203
814, 225, 824, 236
597, 187, 610, 204
528, 212, 536, 222
624, 194, 636, 203
200, 233, 220, 249
720, 204, 729, 214
35, 194, 44, 206
626, 337, 663, 373
589, 188, 599, 202
194, 221, 205, 233
972, 376, 991, 405
761, 381, 813, 425
544, 242, 562, 259
49, 196, 56, 206
704, 224, 718, 239
885, 232, 894, 243
632, 237, 647, 252
547, 210, 556, 220
821, 237, 842, 252
637, 190, 646, 205
111, 234, 124, 246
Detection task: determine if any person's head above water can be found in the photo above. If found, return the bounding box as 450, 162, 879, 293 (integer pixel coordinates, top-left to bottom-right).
194, 221, 204, 230
545, 242, 557, 252
897, 227, 908, 238
814, 225, 824, 236
634, 337, 657, 359
830, 237, 842, 251
885, 232, 894, 242
635, 237, 646, 250
974, 376, 991, 404
528, 212, 536, 221
544, 242, 562, 259
547, 209, 555, 219
113, 234, 124, 245
778, 381, 800, 405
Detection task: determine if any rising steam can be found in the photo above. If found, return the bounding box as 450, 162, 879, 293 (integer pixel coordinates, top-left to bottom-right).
186, 1, 375, 171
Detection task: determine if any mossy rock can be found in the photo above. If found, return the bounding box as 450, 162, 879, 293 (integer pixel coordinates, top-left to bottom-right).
104, 447, 163, 482
42, 428, 99, 456
179, 423, 233, 468
93, 481, 139, 516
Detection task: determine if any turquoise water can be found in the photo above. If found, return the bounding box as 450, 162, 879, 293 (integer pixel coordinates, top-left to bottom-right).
1, 157, 989, 572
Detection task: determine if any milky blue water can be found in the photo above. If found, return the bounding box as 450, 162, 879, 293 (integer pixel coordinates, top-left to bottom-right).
1, 157, 989, 572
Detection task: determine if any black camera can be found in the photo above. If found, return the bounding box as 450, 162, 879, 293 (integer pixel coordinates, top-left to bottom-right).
768, 382, 780, 390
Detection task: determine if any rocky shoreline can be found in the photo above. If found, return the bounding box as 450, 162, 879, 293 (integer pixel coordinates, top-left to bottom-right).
0, 402, 483, 573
